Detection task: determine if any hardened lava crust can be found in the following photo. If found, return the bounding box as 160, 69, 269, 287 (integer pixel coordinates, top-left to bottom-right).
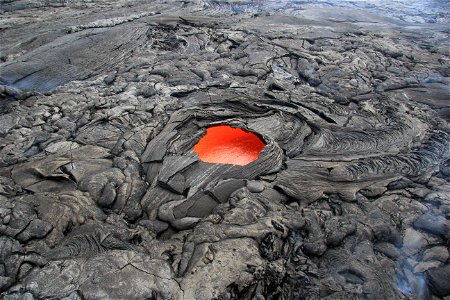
0, 1, 449, 299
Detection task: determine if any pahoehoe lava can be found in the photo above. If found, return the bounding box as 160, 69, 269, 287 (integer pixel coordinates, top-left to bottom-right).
0, 0, 449, 299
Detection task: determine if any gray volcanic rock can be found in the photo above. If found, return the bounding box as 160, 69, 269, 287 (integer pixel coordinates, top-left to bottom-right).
426, 264, 450, 297
1, 0, 449, 299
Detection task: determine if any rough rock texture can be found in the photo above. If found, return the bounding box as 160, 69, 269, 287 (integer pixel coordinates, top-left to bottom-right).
0, 0, 449, 299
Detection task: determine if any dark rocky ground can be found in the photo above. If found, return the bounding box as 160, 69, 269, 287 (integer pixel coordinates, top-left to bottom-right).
0, 0, 449, 299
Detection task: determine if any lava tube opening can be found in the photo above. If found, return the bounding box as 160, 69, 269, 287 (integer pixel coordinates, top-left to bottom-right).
193, 125, 266, 166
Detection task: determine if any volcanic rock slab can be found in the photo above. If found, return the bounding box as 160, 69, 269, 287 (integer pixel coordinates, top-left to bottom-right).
0, 0, 449, 299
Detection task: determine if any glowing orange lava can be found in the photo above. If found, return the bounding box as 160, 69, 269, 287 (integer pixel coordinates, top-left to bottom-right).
194, 125, 266, 166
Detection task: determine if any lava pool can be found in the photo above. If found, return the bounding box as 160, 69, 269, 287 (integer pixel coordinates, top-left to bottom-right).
193, 125, 266, 166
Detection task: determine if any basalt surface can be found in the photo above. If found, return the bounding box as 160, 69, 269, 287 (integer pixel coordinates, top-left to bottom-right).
0, 1, 449, 299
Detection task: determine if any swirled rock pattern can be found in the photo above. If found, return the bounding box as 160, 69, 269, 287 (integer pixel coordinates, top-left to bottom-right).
1, 0, 449, 299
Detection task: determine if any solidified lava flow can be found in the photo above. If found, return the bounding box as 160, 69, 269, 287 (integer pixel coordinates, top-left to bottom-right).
194, 125, 266, 166
1, 0, 450, 299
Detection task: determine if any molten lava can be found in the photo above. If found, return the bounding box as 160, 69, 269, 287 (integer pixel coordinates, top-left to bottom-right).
194, 125, 266, 166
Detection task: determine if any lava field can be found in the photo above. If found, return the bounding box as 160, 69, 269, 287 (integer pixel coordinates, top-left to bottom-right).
0, 1, 449, 299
